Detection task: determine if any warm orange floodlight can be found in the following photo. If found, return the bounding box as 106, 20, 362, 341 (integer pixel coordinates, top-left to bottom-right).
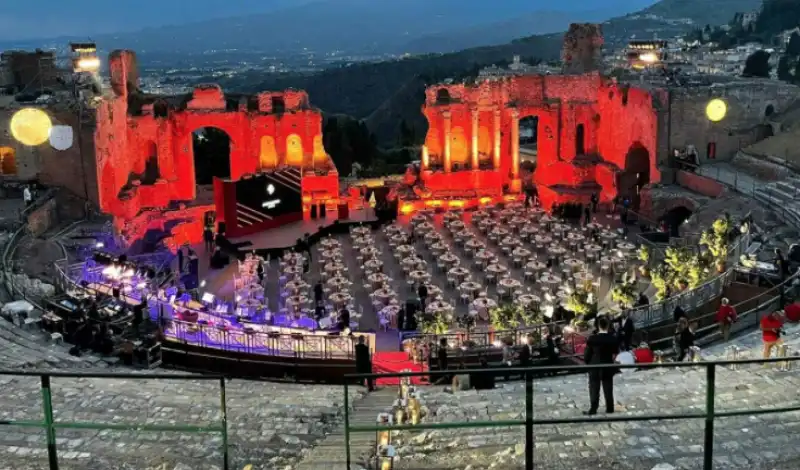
10, 108, 52, 146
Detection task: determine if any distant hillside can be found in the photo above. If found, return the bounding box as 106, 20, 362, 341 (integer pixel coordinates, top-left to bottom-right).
216, 0, 765, 147
223, 34, 563, 119
400, 5, 653, 54
640, 0, 763, 25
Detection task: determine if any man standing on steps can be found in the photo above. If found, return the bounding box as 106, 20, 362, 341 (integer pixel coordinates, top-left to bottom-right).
583, 316, 618, 416
355, 336, 374, 391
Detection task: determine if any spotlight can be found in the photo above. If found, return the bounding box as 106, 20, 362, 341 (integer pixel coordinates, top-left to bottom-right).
95, 242, 104, 248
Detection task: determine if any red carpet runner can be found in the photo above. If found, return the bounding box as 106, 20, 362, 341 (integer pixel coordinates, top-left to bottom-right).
372, 352, 426, 386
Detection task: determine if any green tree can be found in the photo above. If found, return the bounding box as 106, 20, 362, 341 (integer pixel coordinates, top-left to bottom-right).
778, 55, 793, 81
742, 50, 772, 78
398, 119, 416, 147
788, 32, 800, 56
794, 60, 800, 84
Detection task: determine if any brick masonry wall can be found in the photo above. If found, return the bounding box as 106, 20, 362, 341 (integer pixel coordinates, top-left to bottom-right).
675, 170, 726, 198
25, 198, 57, 237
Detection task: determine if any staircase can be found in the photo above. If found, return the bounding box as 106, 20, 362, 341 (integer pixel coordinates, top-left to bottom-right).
294, 387, 399, 470
753, 176, 800, 227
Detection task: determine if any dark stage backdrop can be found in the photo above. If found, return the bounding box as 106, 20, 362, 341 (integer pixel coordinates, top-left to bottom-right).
218, 169, 303, 238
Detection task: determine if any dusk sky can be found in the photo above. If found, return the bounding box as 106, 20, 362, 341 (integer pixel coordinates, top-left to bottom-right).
2, 0, 657, 42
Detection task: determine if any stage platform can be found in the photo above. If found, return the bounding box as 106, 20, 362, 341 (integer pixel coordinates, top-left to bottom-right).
227, 208, 377, 251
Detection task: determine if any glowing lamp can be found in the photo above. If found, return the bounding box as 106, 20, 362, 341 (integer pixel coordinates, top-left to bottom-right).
376, 445, 396, 470
376, 413, 392, 450
74, 57, 101, 73
480, 197, 493, 205
10, 108, 52, 146
639, 52, 659, 63
706, 99, 727, 122
400, 204, 414, 215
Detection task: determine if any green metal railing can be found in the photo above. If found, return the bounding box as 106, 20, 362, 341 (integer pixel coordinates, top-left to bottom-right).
345, 357, 800, 470
0, 371, 229, 470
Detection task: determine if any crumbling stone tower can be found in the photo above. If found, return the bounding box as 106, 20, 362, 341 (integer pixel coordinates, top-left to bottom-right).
562, 23, 604, 74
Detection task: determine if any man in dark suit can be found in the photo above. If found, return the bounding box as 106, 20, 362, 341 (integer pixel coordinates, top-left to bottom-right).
584, 316, 618, 415
618, 311, 635, 352
355, 336, 374, 391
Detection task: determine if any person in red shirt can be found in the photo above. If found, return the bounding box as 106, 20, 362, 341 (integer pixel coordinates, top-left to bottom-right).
716, 298, 737, 342
631, 332, 654, 364
761, 311, 784, 360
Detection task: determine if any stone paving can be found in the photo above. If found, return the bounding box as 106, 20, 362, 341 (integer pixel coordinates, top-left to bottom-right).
385, 323, 800, 470
0, 373, 364, 470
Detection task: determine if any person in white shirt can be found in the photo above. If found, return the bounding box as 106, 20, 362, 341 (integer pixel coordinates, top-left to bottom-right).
23, 186, 32, 207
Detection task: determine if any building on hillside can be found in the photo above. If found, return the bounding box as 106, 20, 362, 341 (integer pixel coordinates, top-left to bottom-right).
742, 12, 759, 29
778, 27, 800, 46
0, 50, 59, 93
477, 56, 558, 79
627, 40, 669, 70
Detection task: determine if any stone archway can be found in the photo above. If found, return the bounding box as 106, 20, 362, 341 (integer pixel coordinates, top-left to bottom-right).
576, 124, 585, 156
0, 147, 16, 175
286, 134, 304, 167
259, 135, 278, 169
618, 142, 651, 203
436, 89, 451, 104
192, 127, 232, 185
141, 141, 160, 185
449, 127, 468, 168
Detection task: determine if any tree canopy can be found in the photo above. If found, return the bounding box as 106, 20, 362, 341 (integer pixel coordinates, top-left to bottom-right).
742, 50, 772, 78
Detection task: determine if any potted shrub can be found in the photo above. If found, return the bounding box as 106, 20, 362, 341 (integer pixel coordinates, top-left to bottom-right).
638, 245, 651, 277
420, 312, 449, 335
489, 304, 523, 332
651, 266, 670, 300
611, 281, 637, 310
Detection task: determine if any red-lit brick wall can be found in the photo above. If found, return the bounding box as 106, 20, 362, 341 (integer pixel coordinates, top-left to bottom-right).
423, 73, 660, 208
94, 50, 338, 248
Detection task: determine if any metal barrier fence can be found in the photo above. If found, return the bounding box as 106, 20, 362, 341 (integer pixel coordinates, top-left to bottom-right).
0, 370, 229, 470
648, 270, 800, 353
344, 356, 800, 470
166, 319, 360, 359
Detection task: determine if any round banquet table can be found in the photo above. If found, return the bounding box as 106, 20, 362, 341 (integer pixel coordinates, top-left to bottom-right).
460, 281, 481, 294
526, 260, 547, 272
472, 297, 497, 319
409, 270, 429, 283
320, 238, 339, 249
329, 292, 352, 306
449, 267, 470, 280
285, 295, 309, 311
396, 244, 414, 255
517, 294, 540, 308
325, 263, 346, 274
417, 222, 434, 233
321, 250, 342, 260
512, 247, 532, 259
368, 272, 389, 287
563, 258, 584, 271
498, 278, 521, 290
364, 259, 383, 271
486, 264, 507, 275
439, 253, 459, 266
372, 288, 394, 304
327, 276, 349, 289
427, 301, 453, 314
351, 226, 371, 236
465, 239, 484, 250
360, 247, 380, 258
449, 220, 465, 230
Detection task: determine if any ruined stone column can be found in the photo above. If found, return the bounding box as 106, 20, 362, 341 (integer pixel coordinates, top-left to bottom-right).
421, 145, 429, 172
509, 109, 522, 193
470, 108, 479, 170
511, 109, 520, 179
443, 111, 452, 173
493, 107, 501, 170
